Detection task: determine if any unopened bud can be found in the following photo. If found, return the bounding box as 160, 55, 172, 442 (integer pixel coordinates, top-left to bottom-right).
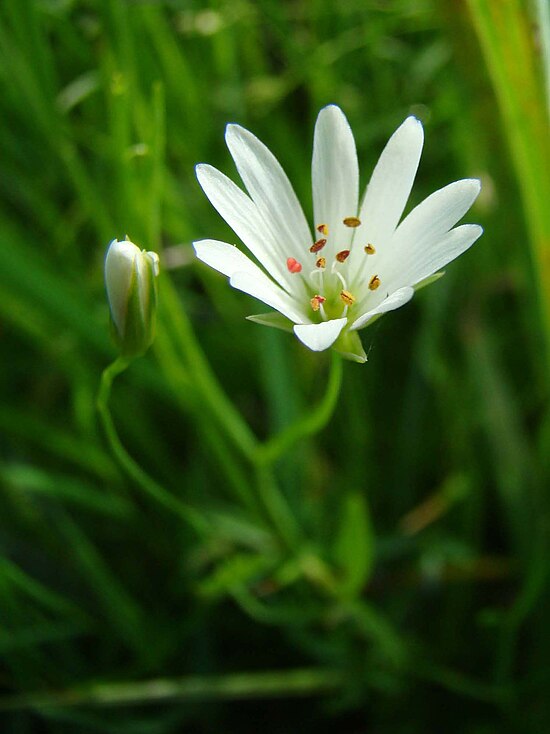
104, 238, 159, 358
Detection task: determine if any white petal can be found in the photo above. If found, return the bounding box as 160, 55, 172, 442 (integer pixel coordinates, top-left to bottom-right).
293, 318, 347, 352
194, 239, 306, 323
391, 178, 481, 251
105, 239, 139, 333
196, 164, 295, 291
230, 271, 306, 324
384, 224, 483, 292
353, 116, 423, 257
194, 238, 265, 279
350, 287, 414, 331
225, 124, 311, 255
312, 105, 359, 260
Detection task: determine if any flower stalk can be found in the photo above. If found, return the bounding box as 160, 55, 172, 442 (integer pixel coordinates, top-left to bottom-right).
256, 352, 343, 465
96, 357, 208, 533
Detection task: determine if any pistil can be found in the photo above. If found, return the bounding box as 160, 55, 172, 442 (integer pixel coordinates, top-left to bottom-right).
287, 257, 302, 273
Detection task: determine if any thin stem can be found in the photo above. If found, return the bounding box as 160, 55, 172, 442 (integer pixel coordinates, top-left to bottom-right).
157, 281, 303, 548
255, 464, 301, 551
153, 327, 258, 511
150, 279, 344, 552
256, 352, 343, 465
0, 668, 345, 711
97, 357, 207, 534
248, 353, 343, 550
160, 276, 259, 461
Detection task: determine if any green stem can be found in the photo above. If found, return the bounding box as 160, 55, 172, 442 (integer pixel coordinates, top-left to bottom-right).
157, 280, 344, 552
157, 280, 302, 548
0, 668, 345, 711
256, 352, 343, 465
97, 357, 207, 534
250, 353, 343, 549
160, 276, 259, 461
255, 464, 301, 551
153, 327, 258, 511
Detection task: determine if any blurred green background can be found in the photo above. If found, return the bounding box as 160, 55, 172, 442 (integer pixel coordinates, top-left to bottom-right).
1, 0, 549, 731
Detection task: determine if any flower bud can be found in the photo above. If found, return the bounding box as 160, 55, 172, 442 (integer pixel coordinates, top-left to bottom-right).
104, 238, 159, 358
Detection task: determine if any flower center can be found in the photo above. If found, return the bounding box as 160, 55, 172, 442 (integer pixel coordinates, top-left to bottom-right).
284, 217, 381, 322
311, 219, 379, 321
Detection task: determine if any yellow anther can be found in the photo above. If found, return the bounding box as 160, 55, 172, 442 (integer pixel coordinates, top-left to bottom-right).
316, 256, 326, 269
340, 290, 355, 306
310, 294, 326, 312
316, 224, 328, 236
368, 275, 381, 291
343, 216, 361, 228
364, 243, 376, 255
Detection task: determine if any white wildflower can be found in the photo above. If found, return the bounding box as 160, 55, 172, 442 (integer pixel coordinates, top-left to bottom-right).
194, 105, 482, 362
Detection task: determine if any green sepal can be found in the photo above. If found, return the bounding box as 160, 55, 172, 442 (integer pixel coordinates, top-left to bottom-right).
246, 311, 294, 333
414, 271, 445, 292
332, 329, 367, 363
112, 256, 158, 358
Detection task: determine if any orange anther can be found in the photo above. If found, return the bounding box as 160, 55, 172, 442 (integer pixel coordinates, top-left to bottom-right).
336, 249, 350, 263
309, 238, 327, 253
364, 243, 376, 255
316, 257, 326, 269
316, 224, 328, 236
343, 217, 361, 228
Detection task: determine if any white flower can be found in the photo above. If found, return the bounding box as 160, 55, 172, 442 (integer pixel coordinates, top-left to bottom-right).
193, 105, 482, 363
105, 238, 160, 358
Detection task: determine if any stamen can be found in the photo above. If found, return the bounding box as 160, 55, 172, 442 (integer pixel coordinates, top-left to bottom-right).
343, 217, 361, 228
334, 270, 347, 288
286, 257, 302, 274
310, 294, 326, 312
310, 238, 327, 253
368, 274, 381, 290
316, 224, 328, 236
364, 243, 376, 255
340, 290, 356, 306
315, 256, 326, 269
336, 249, 350, 263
